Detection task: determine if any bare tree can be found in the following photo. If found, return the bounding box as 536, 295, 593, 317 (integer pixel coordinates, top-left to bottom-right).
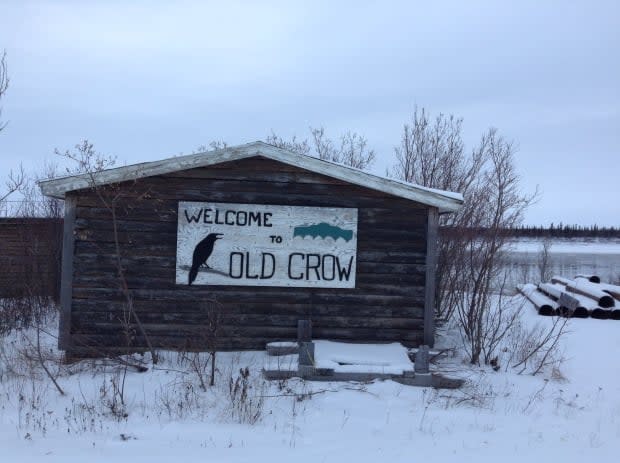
392, 107, 485, 321
267, 127, 375, 170
0, 164, 25, 206
391, 107, 537, 365
194, 128, 375, 170
537, 238, 553, 283
265, 131, 311, 156
12, 162, 65, 218
0, 49, 8, 133
194, 140, 228, 153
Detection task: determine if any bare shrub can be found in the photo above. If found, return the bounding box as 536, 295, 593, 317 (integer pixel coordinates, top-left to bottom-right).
99, 369, 128, 420
180, 350, 211, 392
0, 292, 65, 395
391, 107, 537, 365
178, 298, 222, 389
0, 164, 25, 213
63, 397, 106, 434
537, 238, 553, 283
440, 375, 496, 410
154, 377, 206, 421
504, 311, 569, 376
227, 367, 265, 425
0, 297, 53, 335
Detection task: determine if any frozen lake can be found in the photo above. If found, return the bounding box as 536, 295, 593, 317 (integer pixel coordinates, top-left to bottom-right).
502, 238, 620, 290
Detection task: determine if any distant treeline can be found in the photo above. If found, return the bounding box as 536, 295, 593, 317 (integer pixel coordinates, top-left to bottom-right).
440, 224, 620, 239
509, 224, 620, 239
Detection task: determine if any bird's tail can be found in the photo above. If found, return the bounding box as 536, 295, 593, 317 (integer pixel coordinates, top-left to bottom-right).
188, 265, 199, 285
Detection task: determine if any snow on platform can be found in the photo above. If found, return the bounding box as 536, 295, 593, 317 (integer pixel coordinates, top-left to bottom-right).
313, 340, 413, 375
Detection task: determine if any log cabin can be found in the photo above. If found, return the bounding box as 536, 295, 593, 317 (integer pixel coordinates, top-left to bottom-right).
39, 141, 463, 356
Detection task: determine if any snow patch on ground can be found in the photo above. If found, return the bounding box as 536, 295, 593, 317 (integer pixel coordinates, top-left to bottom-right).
1, 299, 619, 462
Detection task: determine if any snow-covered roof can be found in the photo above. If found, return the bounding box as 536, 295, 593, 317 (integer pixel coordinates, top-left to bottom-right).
38, 141, 463, 212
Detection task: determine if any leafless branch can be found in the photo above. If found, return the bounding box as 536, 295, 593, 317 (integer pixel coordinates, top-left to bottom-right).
0, 163, 25, 204
0, 49, 9, 132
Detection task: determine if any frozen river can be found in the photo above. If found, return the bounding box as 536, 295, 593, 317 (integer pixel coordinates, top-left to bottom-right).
502, 238, 620, 290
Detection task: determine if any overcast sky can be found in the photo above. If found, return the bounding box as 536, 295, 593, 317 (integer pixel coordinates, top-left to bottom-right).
1, 0, 618, 226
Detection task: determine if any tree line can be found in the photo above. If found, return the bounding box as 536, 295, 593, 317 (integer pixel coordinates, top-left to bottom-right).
507, 224, 620, 239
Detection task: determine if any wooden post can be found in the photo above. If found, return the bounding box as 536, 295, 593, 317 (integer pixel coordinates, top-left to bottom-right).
58, 194, 76, 351
415, 345, 430, 374
423, 208, 438, 347
298, 342, 315, 366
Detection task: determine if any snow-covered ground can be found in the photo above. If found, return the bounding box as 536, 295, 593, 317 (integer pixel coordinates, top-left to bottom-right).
1, 299, 619, 462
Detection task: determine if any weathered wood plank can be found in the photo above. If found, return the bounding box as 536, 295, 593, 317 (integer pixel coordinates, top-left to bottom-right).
424, 207, 438, 347
72, 303, 425, 321
59, 195, 76, 350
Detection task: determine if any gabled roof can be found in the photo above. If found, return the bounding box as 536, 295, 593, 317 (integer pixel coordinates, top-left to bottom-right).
38, 141, 463, 212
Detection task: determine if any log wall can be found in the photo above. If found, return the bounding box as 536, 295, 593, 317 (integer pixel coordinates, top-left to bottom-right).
65, 157, 433, 353
0, 218, 63, 299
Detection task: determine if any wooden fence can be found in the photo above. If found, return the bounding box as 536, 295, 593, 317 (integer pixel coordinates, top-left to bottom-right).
0, 218, 63, 300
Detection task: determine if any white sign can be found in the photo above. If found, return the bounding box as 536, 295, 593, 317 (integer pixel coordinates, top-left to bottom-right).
176, 202, 358, 288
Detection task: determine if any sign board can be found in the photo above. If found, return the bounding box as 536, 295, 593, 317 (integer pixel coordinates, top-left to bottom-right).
176, 202, 358, 288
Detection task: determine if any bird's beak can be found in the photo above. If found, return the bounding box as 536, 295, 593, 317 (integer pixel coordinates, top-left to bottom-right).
215, 234, 223, 240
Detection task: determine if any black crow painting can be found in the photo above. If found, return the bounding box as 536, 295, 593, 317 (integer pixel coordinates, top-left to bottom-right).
188, 233, 223, 285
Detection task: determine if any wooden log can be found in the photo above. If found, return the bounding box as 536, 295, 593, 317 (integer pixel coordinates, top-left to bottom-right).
297, 320, 312, 342
72, 299, 425, 319
517, 284, 558, 316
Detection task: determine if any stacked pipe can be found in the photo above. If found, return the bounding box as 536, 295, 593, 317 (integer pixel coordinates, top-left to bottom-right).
574, 277, 620, 319
550, 276, 619, 320
518, 276, 620, 320
599, 282, 620, 301
517, 284, 558, 316
538, 283, 589, 318
575, 274, 601, 284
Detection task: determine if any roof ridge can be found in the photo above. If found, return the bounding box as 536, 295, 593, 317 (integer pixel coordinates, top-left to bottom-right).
38, 141, 463, 212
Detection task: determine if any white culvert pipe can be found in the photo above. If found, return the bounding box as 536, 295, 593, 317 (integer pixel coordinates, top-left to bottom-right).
575, 274, 601, 283
517, 284, 558, 316
538, 283, 588, 318
549, 280, 610, 318
566, 279, 615, 308
599, 282, 620, 302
